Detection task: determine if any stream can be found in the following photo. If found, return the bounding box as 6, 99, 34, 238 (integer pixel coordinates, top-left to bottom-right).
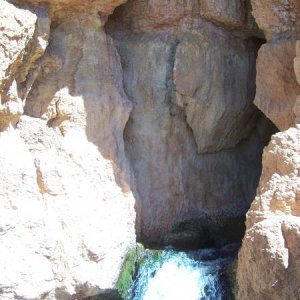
128, 244, 238, 300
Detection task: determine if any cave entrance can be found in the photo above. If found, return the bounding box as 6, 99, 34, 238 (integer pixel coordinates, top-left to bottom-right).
106, 1, 278, 251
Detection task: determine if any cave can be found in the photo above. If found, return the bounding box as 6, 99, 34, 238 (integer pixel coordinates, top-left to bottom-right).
105, 0, 278, 250
3, 0, 298, 299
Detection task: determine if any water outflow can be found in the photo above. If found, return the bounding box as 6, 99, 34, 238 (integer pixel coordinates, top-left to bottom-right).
129, 245, 237, 300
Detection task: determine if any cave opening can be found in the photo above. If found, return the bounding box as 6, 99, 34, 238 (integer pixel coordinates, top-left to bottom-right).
105, 0, 278, 253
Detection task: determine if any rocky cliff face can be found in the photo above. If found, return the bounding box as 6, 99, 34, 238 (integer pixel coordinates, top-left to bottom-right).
237, 128, 300, 299
237, 1, 300, 299
0, 1, 135, 299
0, 0, 290, 299
106, 0, 276, 248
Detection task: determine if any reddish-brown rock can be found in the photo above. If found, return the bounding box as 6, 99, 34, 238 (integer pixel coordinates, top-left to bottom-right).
251, 0, 300, 40
13, 0, 127, 15
254, 41, 300, 130
199, 0, 246, 28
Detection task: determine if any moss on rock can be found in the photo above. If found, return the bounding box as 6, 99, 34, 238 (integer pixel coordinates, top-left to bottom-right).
116, 247, 138, 299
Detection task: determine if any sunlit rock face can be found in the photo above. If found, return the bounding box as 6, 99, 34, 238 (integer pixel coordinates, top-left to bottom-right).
237, 127, 300, 299
106, 0, 276, 247
238, 1, 300, 299
0, 0, 135, 299
255, 42, 300, 131
251, 0, 300, 130
0, 0, 290, 299
11, 0, 127, 16
0, 1, 50, 130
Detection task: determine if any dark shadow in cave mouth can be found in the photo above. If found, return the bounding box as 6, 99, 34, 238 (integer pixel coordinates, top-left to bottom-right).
105, 2, 279, 251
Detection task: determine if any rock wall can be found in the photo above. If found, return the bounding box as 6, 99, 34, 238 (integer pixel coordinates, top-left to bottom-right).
0, 1, 135, 299
106, 0, 276, 248
237, 1, 300, 299
0, 0, 286, 299
237, 128, 300, 299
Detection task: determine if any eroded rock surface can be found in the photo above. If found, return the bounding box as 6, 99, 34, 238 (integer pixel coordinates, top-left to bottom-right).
237, 1, 300, 299
251, 0, 300, 40
254, 41, 300, 130
0, 0, 49, 130
237, 127, 300, 299
252, 0, 300, 130
107, 0, 276, 247
0, 0, 289, 298
0, 0, 135, 299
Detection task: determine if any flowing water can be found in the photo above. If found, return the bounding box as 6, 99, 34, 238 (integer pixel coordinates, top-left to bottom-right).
128, 244, 238, 300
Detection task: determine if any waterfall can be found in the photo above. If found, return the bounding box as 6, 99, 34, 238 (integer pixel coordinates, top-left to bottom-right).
129, 245, 237, 300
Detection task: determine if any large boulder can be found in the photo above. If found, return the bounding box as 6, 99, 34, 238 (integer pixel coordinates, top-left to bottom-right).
251, 0, 300, 40
0, 1, 136, 299
237, 2, 300, 297
0, 0, 49, 130
254, 41, 300, 130
237, 127, 300, 299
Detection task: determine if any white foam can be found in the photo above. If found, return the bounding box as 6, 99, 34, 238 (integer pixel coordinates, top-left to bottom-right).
143, 259, 203, 300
